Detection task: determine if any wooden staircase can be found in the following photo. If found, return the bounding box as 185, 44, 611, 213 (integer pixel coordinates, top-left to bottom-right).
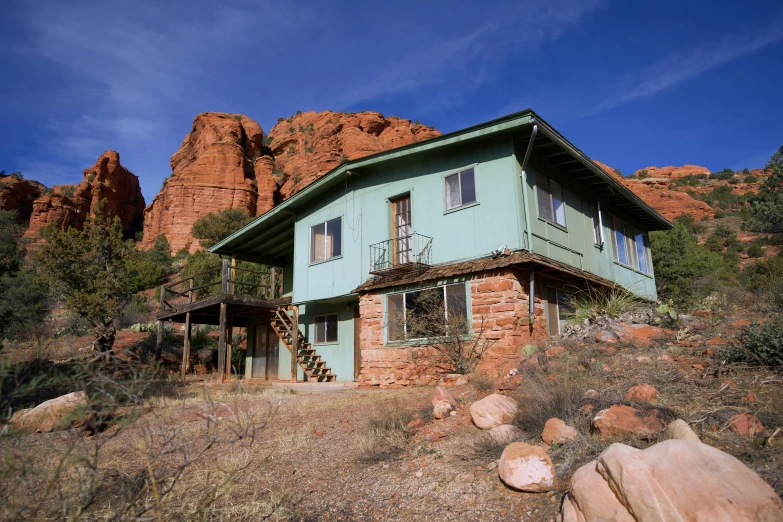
269, 307, 337, 382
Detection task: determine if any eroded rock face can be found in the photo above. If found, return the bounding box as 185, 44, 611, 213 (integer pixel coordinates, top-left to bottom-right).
560, 440, 783, 522
142, 111, 440, 253
0, 174, 45, 223
24, 151, 145, 241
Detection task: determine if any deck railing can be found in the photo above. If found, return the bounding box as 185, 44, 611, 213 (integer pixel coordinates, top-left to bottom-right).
368, 232, 433, 275
159, 259, 280, 311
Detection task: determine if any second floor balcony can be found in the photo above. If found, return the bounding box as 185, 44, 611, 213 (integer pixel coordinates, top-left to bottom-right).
369, 232, 433, 276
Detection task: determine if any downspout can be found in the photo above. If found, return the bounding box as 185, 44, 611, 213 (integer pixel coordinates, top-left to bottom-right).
520, 124, 538, 320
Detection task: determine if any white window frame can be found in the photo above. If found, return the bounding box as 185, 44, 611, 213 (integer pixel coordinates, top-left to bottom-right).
610, 215, 651, 274
313, 313, 338, 344
309, 217, 342, 264
592, 203, 605, 246
444, 167, 477, 211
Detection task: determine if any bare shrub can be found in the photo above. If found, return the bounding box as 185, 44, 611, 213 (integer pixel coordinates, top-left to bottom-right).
395, 287, 495, 374
354, 399, 416, 462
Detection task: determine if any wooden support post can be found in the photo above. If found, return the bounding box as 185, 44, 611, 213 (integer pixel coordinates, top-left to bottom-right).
291, 306, 299, 382
181, 279, 194, 382
217, 302, 227, 383
221, 259, 229, 294
269, 267, 276, 299
230, 254, 236, 295
225, 316, 234, 382
159, 284, 167, 310
155, 320, 164, 362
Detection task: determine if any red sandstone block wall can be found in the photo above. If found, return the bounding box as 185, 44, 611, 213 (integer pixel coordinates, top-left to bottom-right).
357, 269, 547, 387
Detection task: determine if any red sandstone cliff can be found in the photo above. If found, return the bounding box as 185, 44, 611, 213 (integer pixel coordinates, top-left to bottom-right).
0, 174, 45, 223
593, 160, 715, 221
24, 151, 145, 241
142, 111, 441, 253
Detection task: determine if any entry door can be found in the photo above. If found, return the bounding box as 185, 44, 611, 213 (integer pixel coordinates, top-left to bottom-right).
391, 195, 412, 265
252, 323, 280, 379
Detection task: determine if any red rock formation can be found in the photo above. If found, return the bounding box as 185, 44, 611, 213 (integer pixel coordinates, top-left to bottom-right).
0, 174, 45, 223
593, 160, 714, 221
24, 151, 145, 241
140, 113, 268, 253
142, 111, 440, 253
632, 165, 710, 180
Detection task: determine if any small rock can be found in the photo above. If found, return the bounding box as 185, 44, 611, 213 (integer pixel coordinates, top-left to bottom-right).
433, 400, 453, 420
406, 416, 424, 431
498, 442, 556, 492
488, 424, 522, 444
496, 374, 522, 391
583, 389, 600, 399
450, 410, 457, 416
635, 356, 651, 363
741, 391, 758, 403
470, 394, 518, 430
624, 383, 659, 405
592, 404, 664, 440
541, 418, 578, 445
433, 386, 457, 408
693, 310, 713, 318
692, 363, 705, 370
664, 419, 700, 442
415, 471, 423, 478
595, 330, 619, 344
729, 413, 765, 437
545, 345, 566, 358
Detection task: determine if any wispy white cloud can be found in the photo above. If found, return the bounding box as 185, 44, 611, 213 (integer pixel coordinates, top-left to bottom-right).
590, 18, 783, 115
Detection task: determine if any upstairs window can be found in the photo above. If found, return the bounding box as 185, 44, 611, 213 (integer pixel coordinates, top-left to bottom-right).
610, 216, 651, 273
310, 217, 342, 263
445, 167, 476, 210
591, 204, 603, 245
536, 172, 567, 227
314, 314, 338, 343
387, 283, 468, 342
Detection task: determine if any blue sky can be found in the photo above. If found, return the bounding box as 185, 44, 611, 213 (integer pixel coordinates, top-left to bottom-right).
1, 0, 782, 202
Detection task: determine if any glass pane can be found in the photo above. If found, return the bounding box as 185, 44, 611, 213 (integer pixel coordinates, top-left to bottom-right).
550, 180, 566, 226
311, 223, 326, 262
314, 315, 326, 343
536, 172, 552, 221
460, 168, 476, 205
387, 293, 404, 341
445, 283, 468, 334
406, 288, 444, 338
627, 225, 638, 269
327, 218, 341, 258
445, 173, 461, 209
592, 205, 601, 244
635, 231, 649, 273
326, 314, 338, 343
615, 225, 629, 265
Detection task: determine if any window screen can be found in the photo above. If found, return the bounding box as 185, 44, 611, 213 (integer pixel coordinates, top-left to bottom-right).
314, 314, 338, 343
445, 167, 477, 210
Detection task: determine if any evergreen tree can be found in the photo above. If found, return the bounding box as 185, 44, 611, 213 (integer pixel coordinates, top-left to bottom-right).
747, 145, 783, 240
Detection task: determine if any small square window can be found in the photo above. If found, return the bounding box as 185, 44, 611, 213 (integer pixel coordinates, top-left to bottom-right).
310, 217, 342, 263
314, 314, 338, 343
445, 168, 477, 210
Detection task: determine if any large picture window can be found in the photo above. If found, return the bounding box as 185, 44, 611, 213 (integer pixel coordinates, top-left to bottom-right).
314, 314, 338, 343
445, 167, 476, 210
536, 172, 567, 227
310, 217, 342, 263
610, 216, 651, 274
387, 283, 468, 342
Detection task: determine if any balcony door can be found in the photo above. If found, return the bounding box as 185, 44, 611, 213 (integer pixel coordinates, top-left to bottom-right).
391, 195, 412, 265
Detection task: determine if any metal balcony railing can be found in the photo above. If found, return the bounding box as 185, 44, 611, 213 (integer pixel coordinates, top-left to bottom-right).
368, 232, 432, 275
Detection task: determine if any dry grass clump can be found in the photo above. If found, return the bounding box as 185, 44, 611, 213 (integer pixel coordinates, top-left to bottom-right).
565, 286, 642, 323
354, 399, 419, 462
511, 371, 586, 437
470, 371, 494, 393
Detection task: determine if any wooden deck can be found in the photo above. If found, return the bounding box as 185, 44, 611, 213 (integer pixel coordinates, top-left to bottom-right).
155, 293, 289, 327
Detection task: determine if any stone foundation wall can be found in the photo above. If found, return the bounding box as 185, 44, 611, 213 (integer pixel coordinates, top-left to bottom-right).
357, 268, 548, 388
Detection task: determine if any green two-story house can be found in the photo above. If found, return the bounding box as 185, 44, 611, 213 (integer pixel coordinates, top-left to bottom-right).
210, 109, 672, 386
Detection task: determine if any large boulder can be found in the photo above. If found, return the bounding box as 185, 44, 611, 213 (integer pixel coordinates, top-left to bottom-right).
560, 440, 783, 522
592, 405, 664, 440
10, 391, 89, 432
664, 419, 700, 442
470, 394, 518, 430
498, 442, 556, 492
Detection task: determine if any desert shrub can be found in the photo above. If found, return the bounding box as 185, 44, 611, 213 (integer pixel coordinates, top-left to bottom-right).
674, 213, 706, 235
355, 400, 416, 462
470, 371, 494, 392
191, 208, 253, 249
711, 168, 735, 181
746, 145, 783, 241
739, 254, 783, 293
565, 286, 639, 324
747, 242, 765, 258
722, 319, 783, 367
512, 371, 585, 437
650, 224, 736, 309
745, 175, 758, 184
117, 294, 151, 329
